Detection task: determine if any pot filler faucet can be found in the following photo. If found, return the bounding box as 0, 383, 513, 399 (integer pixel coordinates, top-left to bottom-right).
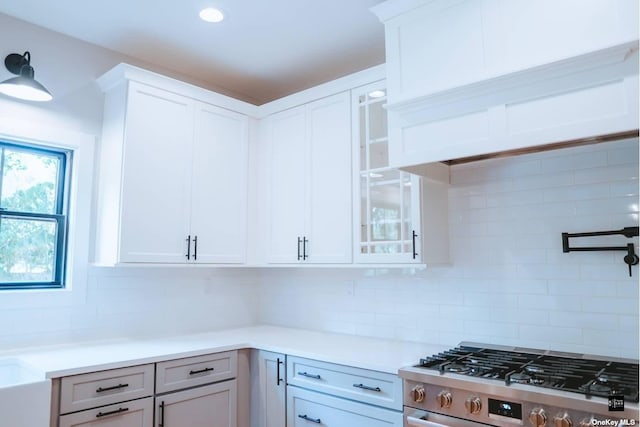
562, 226, 640, 276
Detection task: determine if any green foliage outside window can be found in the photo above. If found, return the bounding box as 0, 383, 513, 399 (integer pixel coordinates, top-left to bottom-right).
0, 143, 68, 288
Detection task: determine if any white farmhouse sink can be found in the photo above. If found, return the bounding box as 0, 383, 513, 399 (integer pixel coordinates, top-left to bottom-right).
0, 358, 51, 427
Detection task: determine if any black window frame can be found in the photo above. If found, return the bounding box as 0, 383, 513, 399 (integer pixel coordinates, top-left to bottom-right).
0, 140, 70, 290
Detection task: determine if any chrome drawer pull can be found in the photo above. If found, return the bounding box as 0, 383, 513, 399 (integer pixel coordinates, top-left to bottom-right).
298, 414, 322, 424
353, 383, 381, 392
96, 407, 129, 418
189, 367, 214, 375
96, 383, 129, 393
297, 371, 321, 379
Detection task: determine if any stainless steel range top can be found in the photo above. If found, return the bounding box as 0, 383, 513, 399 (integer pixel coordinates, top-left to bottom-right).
400, 343, 639, 427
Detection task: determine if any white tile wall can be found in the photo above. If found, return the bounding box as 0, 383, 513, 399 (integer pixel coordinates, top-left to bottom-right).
259, 138, 640, 358
0, 267, 259, 349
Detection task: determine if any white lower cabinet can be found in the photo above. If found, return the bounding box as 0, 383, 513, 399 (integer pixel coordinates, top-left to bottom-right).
155, 380, 237, 427
287, 387, 402, 427
285, 357, 402, 427
250, 350, 286, 427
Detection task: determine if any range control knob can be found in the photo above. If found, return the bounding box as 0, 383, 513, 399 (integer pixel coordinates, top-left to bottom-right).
410, 385, 425, 403
464, 396, 482, 414
436, 391, 453, 408
579, 418, 595, 427
554, 412, 573, 427
529, 408, 548, 427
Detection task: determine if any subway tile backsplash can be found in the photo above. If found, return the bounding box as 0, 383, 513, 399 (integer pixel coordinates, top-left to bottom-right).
259, 138, 639, 358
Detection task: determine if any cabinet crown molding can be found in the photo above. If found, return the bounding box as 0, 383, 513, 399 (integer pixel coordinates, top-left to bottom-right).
97, 63, 260, 117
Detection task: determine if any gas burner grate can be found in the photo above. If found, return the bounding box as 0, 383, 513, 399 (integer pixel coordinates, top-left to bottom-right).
416, 345, 639, 402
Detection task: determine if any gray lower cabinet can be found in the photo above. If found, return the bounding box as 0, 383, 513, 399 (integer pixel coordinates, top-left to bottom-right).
52, 351, 238, 427
155, 380, 237, 427
59, 397, 154, 427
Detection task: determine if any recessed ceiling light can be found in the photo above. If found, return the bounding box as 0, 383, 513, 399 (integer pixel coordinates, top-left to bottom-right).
199, 7, 224, 23
368, 90, 386, 98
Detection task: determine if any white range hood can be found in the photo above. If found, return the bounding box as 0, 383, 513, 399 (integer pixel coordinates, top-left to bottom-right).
371, 0, 640, 171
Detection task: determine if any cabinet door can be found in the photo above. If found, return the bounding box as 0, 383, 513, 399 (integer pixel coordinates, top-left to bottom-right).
306, 92, 352, 263
266, 106, 306, 263
156, 380, 237, 427
59, 397, 153, 427
190, 102, 249, 263
287, 387, 402, 427
119, 82, 193, 263
251, 351, 286, 427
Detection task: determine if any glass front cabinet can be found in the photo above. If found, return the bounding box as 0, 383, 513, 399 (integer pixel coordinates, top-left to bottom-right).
352, 81, 449, 265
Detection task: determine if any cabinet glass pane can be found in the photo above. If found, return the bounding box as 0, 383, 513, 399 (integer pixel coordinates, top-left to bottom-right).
368, 100, 387, 141
370, 172, 401, 242
372, 243, 401, 254
369, 141, 389, 169
359, 105, 367, 171
402, 173, 413, 240
360, 176, 368, 243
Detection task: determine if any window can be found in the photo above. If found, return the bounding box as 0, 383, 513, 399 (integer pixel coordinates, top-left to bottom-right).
0, 140, 70, 289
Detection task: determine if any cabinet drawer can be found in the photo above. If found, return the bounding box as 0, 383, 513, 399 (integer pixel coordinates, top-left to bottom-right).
287, 386, 402, 427
156, 351, 237, 394
287, 356, 402, 411
59, 396, 153, 427
60, 364, 154, 414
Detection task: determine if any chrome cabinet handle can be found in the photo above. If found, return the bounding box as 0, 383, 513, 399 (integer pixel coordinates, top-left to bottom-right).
298, 414, 321, 424
353, 383, 381, 392
412, 230, 418, 259
96, 407, 129, 418
297, 371, 321, 379
297, 237, 302, 260
185, 235, 191, 260
96, 383, 128, 393
189, 367, 214, 375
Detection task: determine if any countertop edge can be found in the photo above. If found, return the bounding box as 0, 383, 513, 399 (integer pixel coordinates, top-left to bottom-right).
9, 326, 447, 380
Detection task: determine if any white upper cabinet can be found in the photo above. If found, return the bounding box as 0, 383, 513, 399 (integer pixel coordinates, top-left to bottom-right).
352, 82, 449, 265
265, 106, 307, 264
265, 91, 352, 264
96, 66, 250, 265
190, 102, 249, 264
372, 0, 639, 167
118, 83, 193, 263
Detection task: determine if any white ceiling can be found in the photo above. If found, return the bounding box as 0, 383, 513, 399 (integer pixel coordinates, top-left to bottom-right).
0, 0, 387, 105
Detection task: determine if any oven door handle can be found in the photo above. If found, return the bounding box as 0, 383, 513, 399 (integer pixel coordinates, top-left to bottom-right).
407, 416, 449, 427
406, 409, 485, 427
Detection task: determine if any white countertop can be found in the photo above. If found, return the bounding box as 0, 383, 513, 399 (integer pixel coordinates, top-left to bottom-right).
10, 325, 448, 378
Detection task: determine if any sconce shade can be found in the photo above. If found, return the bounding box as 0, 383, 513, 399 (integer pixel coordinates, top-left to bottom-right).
0, 52, 53, 102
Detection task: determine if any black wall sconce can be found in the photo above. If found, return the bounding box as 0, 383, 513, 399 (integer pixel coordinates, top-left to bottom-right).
0, 51, 53, 102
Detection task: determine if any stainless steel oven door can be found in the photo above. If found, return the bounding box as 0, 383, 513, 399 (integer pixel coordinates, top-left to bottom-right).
405, 408, 489, 427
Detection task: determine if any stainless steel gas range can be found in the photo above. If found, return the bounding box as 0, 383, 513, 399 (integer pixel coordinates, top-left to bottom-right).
401, 343, 639, 427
